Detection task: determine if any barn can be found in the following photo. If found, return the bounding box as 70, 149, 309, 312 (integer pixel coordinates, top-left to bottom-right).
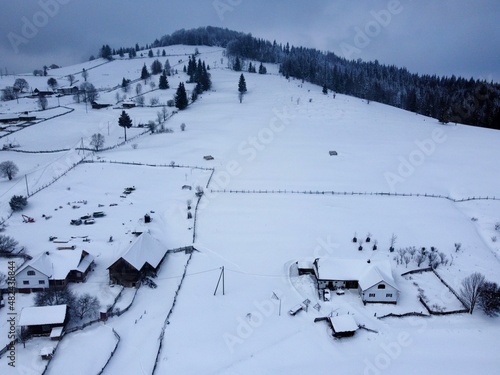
107, 232, 167, 287
18, 304, 68, 337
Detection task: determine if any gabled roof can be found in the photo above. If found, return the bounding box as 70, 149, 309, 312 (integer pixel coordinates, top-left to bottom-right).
18, 305, 67, 326
15, 250, 94, 281
329, 315, 358, 333
314, 258, 398, 291
358, 262, 399, 292
109, 232, 166, 271
15, 253, 53, 278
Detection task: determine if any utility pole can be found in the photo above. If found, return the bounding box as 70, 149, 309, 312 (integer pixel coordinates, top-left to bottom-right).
213, 266, 225, 296
25, 175, 29, 196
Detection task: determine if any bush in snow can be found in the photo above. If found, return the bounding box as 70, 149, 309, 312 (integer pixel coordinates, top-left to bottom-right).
478, 281, 500, 317
9, 195, 27, 211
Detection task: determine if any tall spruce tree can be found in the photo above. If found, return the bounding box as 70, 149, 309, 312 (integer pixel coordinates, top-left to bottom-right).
175, 82, 188, 110
140, 64, 150, 80
159, 72, 169, 90
238, 74, 247, 103
118, 110, 132, 141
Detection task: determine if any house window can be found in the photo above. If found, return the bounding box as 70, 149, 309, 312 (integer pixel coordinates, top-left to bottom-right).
369, 293, 375, 297
23, 280, 29, 285
378, 284, 386, 289
386, 293, 393, 297
39, 280, 46, 285
27, 270, 36, 276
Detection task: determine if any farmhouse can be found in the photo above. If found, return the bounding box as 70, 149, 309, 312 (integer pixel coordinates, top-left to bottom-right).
312, 258, 399, 304
57, 86, 78, 95
107, 232, 167, 287
15, 250, 95, 293
18, 304, 68, 337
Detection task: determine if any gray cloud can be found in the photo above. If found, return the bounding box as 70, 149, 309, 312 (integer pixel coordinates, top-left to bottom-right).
0, 0, 498, 81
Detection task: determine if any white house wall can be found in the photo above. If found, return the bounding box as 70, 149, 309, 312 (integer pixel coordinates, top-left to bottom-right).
360, 283, 398, 303
16, 266, 50, 289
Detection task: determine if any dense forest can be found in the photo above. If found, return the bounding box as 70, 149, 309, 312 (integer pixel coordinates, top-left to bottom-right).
129, 26, 500, 130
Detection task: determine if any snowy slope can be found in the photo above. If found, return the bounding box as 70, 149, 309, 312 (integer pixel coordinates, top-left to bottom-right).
0, 45, 499, 375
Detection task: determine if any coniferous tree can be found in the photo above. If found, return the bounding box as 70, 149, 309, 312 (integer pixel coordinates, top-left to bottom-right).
175, 82, 188, 110
151, 59, 163, 75
258, 63, 267, 74
148, 49, 154, 58
118, 110, 133, 141
140, 64, 150, 80
238, 74, 247, 103
233, 56, 242, 71
159, 72, 169, 89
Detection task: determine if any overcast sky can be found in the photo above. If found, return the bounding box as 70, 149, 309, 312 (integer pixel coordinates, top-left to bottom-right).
0, 0, 498, 81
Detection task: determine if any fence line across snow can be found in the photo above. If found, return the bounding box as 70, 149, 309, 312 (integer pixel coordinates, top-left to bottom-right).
208, 189, 499, 203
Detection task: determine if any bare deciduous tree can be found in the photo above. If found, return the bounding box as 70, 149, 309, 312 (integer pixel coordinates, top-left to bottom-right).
0, 234, 18, 254
90, 133, 105, 151
460, 272, 485, 314
0, 160, 19, 180
74, 293, 100, 320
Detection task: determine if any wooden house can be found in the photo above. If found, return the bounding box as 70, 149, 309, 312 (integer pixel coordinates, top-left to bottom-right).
107, 232, 167, 287
18, 304, 68, 337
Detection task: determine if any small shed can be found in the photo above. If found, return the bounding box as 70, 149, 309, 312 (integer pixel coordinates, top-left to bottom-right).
296, 260, 315, 275
329, 315, 358, 338
50, 326, 64, 340
329, 151, 338, 156
40, 346, 55, 360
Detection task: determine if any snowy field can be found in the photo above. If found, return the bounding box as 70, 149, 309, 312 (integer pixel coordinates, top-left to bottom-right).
0, 45, 499, 374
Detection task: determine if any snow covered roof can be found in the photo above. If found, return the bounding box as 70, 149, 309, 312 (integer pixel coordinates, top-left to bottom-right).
358, 262, 399, 292
315, 258, 369, 280
113, 232, 167, 271
314, 258, 398, 290
329, 315, 358, 333
18, 305, 67, 326
16, 250, 94, 281
15, 252, 53, 278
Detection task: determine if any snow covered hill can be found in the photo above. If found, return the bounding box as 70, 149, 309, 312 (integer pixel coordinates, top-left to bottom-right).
0, 45, 499, 375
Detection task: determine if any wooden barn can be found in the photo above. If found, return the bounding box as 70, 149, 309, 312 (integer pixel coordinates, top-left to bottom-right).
18, 304, 68, 337
107, 232, 167, 287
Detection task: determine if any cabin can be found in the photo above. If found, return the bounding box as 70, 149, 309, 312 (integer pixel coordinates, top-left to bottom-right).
122, 102, 136, 109
329, 315, 359, 338
107, 232, 167, 287
57, 86, 78, 95
91, 101, 112, 109
33, 88, 53, 96
313, 258, 399, 304
15, 250, 95, 293
18, 304, 68, 337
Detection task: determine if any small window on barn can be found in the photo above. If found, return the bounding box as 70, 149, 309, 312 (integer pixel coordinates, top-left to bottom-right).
369, 293, 375, 297
39, 280, 45, 285
378, 284, 386, 289
386, 293, 392, 297
23, 280, 29, 285
27, 270, 36, 276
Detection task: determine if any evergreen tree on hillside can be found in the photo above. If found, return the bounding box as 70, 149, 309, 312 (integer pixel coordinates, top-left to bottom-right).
258, 63, 267, 74
164, 59, 171, 75
100, 45, 113, 60
118, 110, 133, 141
238, 74, 247, 103
151, 59, 163, 75
140, 64, 150, 81
148, 49, 154, 58
159, 72, 169, 90
233, 56, 242, 72
175, 83, 188, 110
